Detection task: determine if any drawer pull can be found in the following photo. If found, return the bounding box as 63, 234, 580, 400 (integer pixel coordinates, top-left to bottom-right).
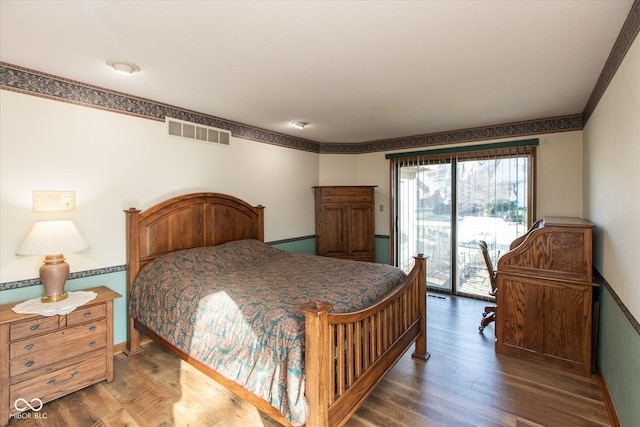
47, 370, 79, 386
84, 312, 92, 318
30, 324, 41, 331
89, 326, 97, 332
89, 341, 97, 347
24, 360, 35, 367
24, 344, 34, 351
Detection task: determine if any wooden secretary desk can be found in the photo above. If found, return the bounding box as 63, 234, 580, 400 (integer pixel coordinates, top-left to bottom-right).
495, 217, 598, 377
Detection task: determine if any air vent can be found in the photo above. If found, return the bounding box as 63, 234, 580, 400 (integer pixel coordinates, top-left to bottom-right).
166, 117, 231, 147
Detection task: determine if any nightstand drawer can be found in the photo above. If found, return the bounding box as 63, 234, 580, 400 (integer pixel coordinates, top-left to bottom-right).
10, 332, 107, 377
67, 303, 106, 326
10, 320, 106, 359
10, 316, 60, 341
10, 354, 107, 414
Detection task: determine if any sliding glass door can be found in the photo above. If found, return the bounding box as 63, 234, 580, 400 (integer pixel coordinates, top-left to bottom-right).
396, 160, 453, 292
392, 141, 536, 297
455, 154, 531, 297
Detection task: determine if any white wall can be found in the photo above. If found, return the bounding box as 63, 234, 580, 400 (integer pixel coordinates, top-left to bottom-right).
583, 35, 640, 320
535, 131, 584, 217
0, 90, 319, 283
319, 131, 584, 236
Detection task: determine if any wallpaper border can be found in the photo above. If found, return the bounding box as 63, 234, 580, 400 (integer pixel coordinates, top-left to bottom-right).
0, 265, 126, 291
583, 0, 640, 123
1, 2, 638, 153
595, 270, 640, 337
1, 62, 582, 154
0, 63, 320, 153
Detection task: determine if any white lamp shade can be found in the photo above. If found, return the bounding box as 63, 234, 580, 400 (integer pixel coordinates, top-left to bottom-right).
16, 220, 90, 256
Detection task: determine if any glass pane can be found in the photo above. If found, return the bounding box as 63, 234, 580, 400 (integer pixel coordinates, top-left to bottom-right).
397, 162, 453, 292
456, 156, 529, 297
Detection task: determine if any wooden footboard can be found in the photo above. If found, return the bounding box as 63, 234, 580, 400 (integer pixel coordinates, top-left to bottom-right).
301, 254, 428, 427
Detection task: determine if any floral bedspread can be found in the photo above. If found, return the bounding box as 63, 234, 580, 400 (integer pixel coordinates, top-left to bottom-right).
129, 239, 406, 426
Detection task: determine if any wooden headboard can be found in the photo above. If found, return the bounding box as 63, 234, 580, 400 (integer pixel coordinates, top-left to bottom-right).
124, 192, 264, 292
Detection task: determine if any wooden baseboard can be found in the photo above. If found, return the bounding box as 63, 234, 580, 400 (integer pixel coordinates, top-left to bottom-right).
596, 364, 621, 427
113, 336, 153, 356
114, 342, 127, 355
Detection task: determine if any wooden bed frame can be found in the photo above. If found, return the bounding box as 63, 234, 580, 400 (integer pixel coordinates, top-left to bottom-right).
124, 192, 429, 427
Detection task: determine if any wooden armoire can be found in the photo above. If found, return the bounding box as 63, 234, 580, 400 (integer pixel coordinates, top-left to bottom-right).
495, 217, 598, 376
313, 186, 376, 262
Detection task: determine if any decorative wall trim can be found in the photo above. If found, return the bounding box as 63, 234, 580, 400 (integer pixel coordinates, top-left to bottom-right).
0, 265, 126, 291
321, 116, 581, 154
0, 62, 581, 154
595, 269, 640, 336
1, 1, 638, 153
0, 63, 320, 153
583, 0, 640, 124
267, 235, 315, 246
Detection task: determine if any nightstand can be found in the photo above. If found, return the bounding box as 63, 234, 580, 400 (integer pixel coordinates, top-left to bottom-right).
0, 286, 120, 426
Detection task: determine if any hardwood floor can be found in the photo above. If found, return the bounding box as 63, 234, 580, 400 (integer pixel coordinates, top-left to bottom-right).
8, 296, 611, 427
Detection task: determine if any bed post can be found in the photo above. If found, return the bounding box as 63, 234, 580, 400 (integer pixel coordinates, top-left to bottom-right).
124, 207, 143, 356
411, 254, 430, 361
300, 301, 333, 427
255, 205, 265, 242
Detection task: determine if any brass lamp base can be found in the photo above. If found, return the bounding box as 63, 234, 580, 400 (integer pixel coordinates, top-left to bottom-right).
41, 292, 68, 303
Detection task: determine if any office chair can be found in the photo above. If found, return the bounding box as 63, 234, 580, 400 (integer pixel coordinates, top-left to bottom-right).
478, 240, 497, 333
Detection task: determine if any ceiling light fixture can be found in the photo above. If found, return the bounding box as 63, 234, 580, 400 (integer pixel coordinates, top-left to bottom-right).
107, 60, 140, 75
290, 121, 309, 129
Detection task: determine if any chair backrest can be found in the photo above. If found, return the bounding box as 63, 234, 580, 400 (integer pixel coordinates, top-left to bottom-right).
478, 240, 497, 292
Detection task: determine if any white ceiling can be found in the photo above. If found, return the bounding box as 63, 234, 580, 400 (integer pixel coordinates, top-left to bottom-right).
0, 1, 634, 143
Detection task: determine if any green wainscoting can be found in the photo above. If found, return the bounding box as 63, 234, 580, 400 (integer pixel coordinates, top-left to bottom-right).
375, 236, 391, 265
271, 237, 316, 254
597, 285, 640, 426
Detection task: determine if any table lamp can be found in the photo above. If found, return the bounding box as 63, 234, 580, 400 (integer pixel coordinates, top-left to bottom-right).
16, 220, 90, 302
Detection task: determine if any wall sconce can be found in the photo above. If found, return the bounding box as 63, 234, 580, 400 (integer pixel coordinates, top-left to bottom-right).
16, 220, 90, 302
